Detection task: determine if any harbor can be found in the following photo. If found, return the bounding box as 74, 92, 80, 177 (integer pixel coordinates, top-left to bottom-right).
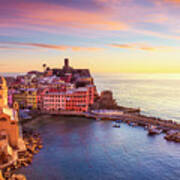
30, 108, 180, 143
15, 115, 180, 180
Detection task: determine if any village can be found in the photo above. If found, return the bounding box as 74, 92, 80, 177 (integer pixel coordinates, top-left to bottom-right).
0, 58, 180, 180
0, 58, 124, 180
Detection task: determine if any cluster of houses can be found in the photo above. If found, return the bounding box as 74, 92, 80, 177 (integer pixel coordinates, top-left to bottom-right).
0, 58, 98, 169
7, 58, 98, 113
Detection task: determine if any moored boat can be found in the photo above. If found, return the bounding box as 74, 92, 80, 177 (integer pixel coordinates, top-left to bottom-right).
113, 122, 120, 128
148, 126, 162, 135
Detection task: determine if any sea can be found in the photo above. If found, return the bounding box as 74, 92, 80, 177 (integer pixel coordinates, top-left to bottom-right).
94, 73, 180, 123
17, 116, 180, 180
2, 73, 180, 180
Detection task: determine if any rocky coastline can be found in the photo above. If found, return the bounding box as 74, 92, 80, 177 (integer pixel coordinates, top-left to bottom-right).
1, 128, 43, 180
113, 113, 180, 143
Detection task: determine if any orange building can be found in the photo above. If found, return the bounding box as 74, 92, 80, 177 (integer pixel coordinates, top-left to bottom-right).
0, 111, 20, 148
0, 77, 25, 153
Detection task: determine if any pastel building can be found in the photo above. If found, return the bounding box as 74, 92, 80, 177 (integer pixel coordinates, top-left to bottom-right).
26, 89, 38, 109
13, 91, 27, 109
43, 92, 66, 111
39, 85, 96, 112
13, 88, 38, 109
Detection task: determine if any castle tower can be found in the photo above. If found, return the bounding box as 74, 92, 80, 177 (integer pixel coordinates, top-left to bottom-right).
64, 58, 69, 68
0, 77, 8, 108
62, 58, 73, 73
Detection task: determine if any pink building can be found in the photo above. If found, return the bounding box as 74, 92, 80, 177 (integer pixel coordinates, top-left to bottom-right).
38, 85, 96, 112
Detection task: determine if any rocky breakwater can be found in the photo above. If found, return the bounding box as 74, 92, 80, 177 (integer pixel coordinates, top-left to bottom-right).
119, 113, 180, 143
164, 131, 180, 143
1, 128, 43, 180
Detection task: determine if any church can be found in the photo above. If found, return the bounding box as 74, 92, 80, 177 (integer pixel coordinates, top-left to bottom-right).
0, 77, 25, 167
0, 76, 8, 108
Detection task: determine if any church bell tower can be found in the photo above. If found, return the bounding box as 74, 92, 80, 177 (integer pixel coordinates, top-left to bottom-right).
0, 77, 8, 108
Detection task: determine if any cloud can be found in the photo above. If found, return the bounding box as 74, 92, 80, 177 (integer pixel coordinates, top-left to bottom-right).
1, 0, 180, 42
143, 13, 169, 24
0, 46, 33, 51
0, 1, 128, 32
131, 28, 180, 40
0, 42, 102, 51
110, 43, 178, 52
162, 0, 180, 4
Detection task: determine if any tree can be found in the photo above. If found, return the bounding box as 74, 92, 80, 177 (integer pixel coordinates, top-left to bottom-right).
42, 64, 47, 71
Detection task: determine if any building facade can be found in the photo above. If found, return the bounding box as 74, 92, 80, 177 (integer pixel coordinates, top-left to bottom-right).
13, 89, 37, 109
0, 77, 25, 153
39, 85, 96, 112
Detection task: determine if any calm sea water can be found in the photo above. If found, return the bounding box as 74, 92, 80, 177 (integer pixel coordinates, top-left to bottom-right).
94, 73, 180, 122
17, 116, 180, 180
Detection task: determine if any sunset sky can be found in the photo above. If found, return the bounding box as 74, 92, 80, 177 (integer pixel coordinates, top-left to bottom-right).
1, 0, 180, 73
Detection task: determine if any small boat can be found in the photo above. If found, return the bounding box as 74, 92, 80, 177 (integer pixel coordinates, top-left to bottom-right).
113, 122, 120, 128
148, 126, 162, 135
144, 125, 149, 130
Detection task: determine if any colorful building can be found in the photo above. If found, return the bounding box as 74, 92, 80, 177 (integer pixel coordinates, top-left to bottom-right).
13, 89, 37, 109
26, 89, 37, 109
39, 85, 96, 112
13, 91, 27, 109
0, 77, 26, 167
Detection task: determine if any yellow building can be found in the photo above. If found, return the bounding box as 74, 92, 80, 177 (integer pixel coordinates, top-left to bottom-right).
13, 92, 27, 109
26, 90, 37, 109
13, 89, 37, 109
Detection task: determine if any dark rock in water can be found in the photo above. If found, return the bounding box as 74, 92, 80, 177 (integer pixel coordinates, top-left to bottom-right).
91, 90, 118, 110
90, 90, 140, 114
165, 132, 180, 143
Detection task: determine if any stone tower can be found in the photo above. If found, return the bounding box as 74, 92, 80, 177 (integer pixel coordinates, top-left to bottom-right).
0, 77, 8, 108
62, 58, 73, 73
64, 58, 69, 68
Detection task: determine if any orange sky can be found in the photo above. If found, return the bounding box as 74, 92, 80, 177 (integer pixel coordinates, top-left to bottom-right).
1, 0, 180, 73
